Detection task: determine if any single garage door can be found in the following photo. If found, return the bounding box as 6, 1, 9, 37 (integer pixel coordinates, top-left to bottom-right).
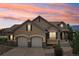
32, 37, 42, 47
18, 36, 28, 47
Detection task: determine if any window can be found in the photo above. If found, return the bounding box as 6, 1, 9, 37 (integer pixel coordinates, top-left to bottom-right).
26, 24, 32, 31
10, 35, 13, 40
28, 24, 31, 31
49, 32, 56, 40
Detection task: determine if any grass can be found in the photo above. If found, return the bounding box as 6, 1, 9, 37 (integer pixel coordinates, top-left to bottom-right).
0, 45, 14, 55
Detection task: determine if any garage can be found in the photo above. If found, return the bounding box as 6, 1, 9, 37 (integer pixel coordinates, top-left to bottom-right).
32, 37, 43, 47
17, 36, 28, 47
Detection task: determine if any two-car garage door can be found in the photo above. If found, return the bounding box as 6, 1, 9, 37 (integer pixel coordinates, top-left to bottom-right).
17, 36, 43, 47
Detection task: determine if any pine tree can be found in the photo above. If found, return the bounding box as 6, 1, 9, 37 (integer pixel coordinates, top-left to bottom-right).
67, 24, 79, 55
67, 24, 73, 41
71, 32, 79, 55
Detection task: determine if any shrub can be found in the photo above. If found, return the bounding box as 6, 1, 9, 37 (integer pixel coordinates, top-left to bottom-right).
54, 40, 63, 56
70, 32, 79, 55
54, 47, 63, 56
0, 38, 7, 44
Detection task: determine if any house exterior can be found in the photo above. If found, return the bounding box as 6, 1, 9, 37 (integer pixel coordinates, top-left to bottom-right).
0, 16, 69, 48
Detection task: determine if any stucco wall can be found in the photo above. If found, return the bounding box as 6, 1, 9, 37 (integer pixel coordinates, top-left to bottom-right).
14, 21, 45, 40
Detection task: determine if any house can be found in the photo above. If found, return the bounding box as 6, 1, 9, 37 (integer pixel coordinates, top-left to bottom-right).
0, 16, 69, 47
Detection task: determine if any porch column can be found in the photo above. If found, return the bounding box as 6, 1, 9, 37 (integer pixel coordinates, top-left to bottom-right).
57, 32, 61, 40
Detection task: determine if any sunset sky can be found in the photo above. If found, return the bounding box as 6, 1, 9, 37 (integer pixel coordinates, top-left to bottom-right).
0, 3, 79, 29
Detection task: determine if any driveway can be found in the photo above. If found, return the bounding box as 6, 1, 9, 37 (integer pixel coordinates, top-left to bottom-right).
1, 47, 72, 56
1, 47, 54, 56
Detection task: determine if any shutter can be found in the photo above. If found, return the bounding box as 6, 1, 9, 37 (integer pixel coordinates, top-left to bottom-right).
26, 25, 28, 31
46, 32, 49, 39
13, 35, 14, 40
60, 32, 62, 40
13, 35, 15, 40
31, 24, 32, 31
45, 32, 49, 45
9, 35, 10, 40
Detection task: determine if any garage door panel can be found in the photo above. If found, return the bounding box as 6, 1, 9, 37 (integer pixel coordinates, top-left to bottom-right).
32, 37, 42, 47
18, 38, 22, 47
17, 37, 28, 47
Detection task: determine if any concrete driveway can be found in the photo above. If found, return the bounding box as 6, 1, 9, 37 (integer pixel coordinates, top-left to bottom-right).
1, 47, 72, 56
1, 47, 54, 56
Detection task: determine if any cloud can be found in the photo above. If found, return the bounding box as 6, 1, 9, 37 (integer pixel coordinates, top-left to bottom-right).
0, 3, 79, 27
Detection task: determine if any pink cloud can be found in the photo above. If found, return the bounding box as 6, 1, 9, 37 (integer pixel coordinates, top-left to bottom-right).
0, 3, 78, 25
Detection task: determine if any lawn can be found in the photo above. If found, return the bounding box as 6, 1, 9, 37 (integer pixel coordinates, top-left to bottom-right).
0, 45, 14, 55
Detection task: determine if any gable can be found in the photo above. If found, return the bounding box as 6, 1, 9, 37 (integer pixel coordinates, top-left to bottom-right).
13, 20, 31, 32
14, 20, 44, 35
33, 16, 60, 31
32, 16, 51, 30
50, 21, 68, 31
31, 22, 44, 35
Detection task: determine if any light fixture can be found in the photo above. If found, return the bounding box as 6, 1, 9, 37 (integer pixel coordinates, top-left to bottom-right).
60, 24, 63, 27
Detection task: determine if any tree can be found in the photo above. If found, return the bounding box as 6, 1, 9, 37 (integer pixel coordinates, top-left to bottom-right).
71, 32, 79, 55
67, 24, 73, 41
67, 24, 79, 55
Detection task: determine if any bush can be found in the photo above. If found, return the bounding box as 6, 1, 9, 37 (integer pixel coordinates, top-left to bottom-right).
54, 40, 63, 56
0, 38, 7, 44
54, 47, 63, 56
67, 24, 79, 55
70, 32, 79, 55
